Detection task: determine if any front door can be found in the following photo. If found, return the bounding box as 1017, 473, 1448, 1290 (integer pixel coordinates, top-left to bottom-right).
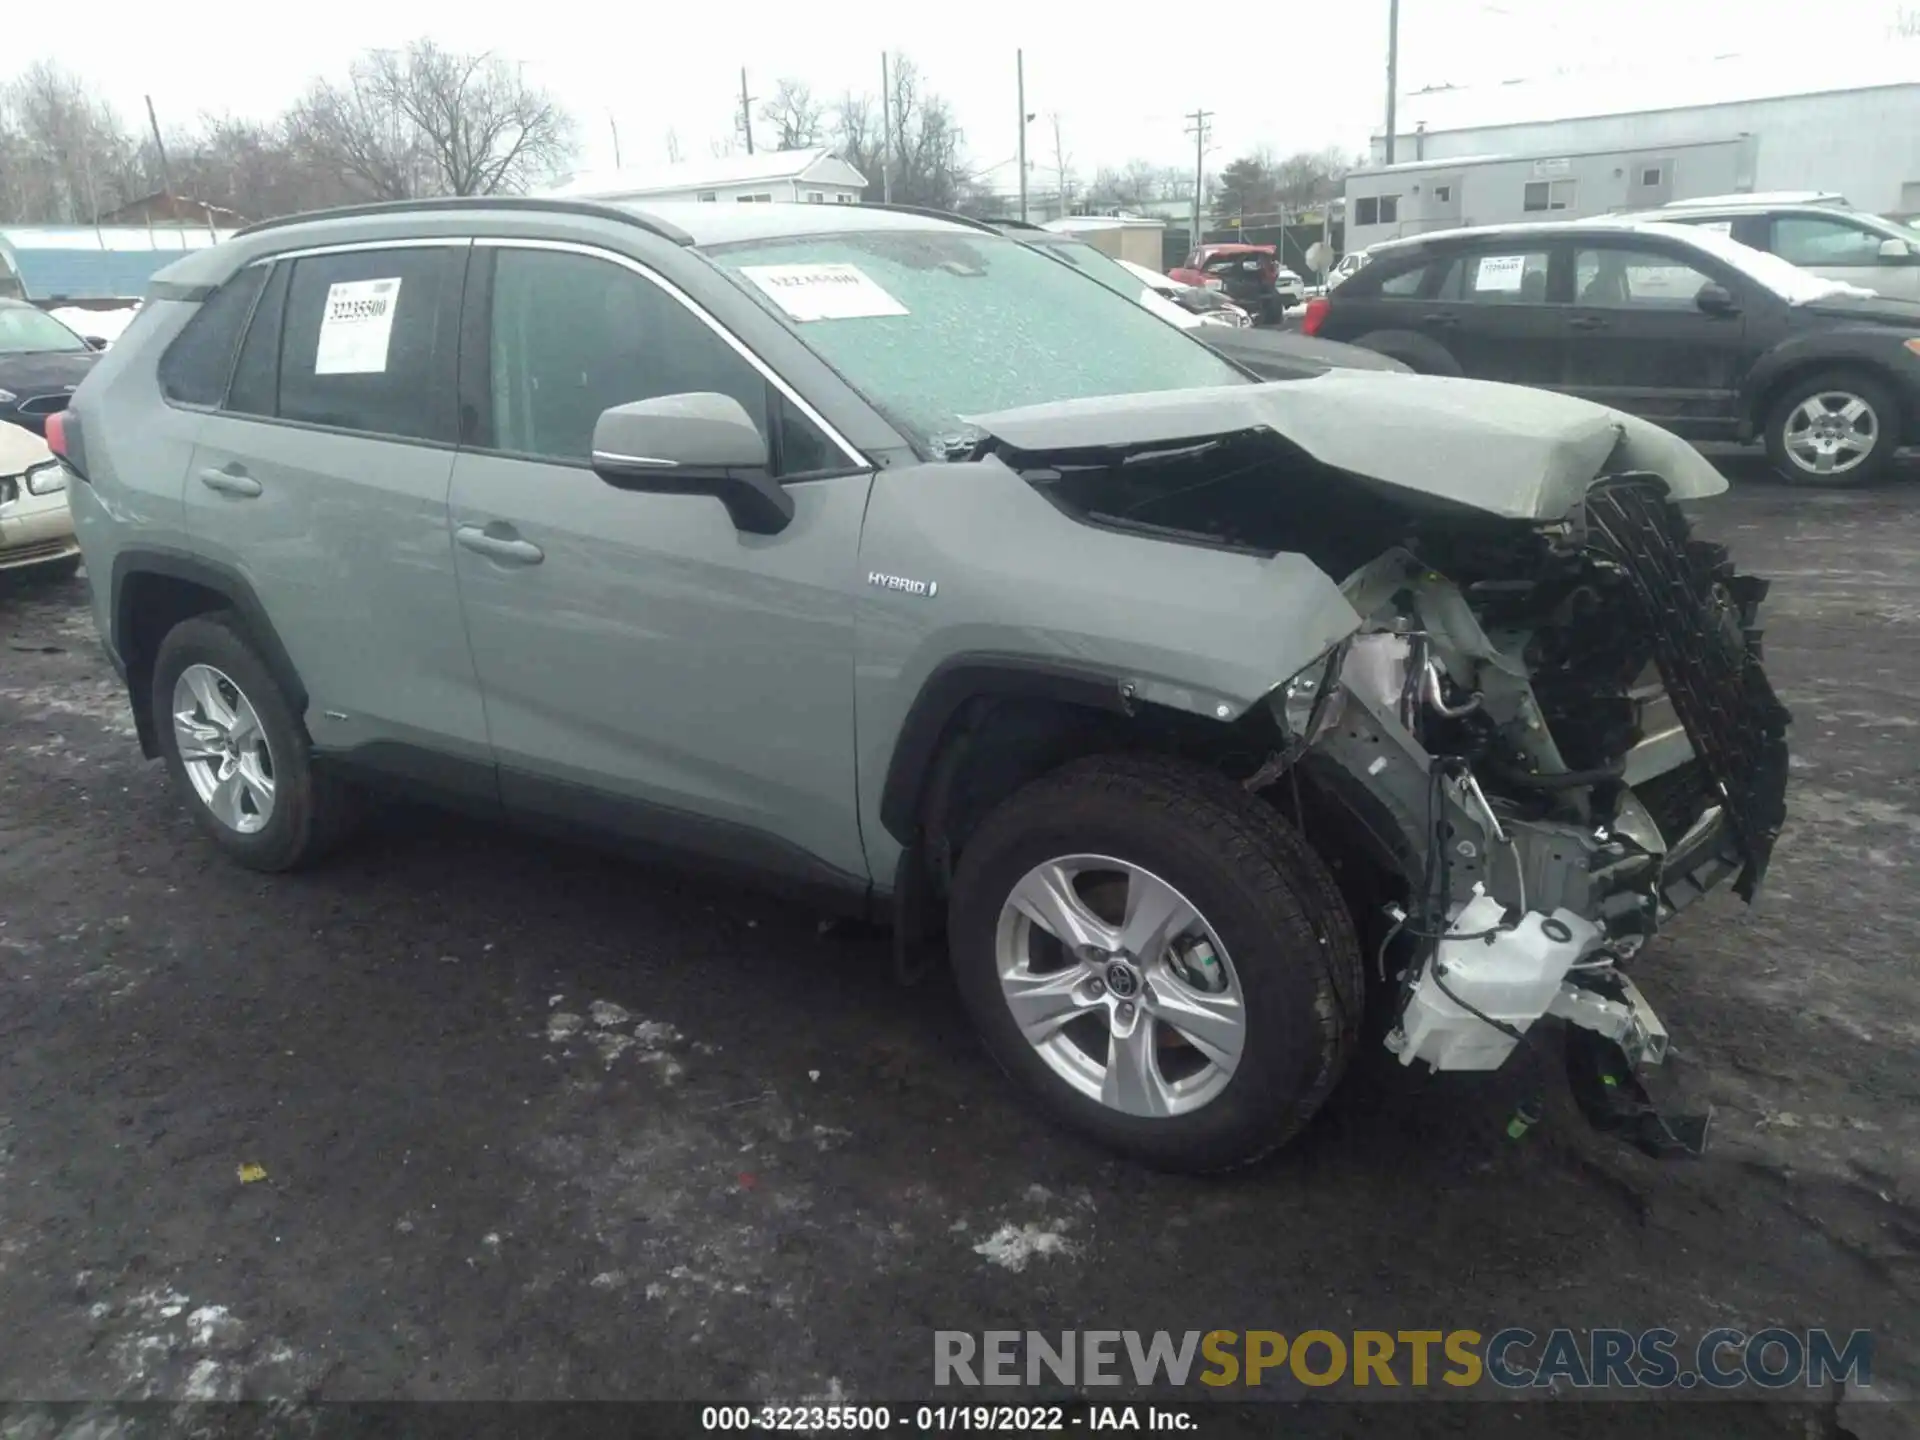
1561, 240, 1747, 438
183, 240, 492, 770
446, 240, 873, 888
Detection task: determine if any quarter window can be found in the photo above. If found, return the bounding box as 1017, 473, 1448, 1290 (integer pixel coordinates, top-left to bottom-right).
158, 264, 267, 407
273, 245, 462, 442
481, 246, 836, 475
1378, 263, 1427, 296
1771, 217, 1886, 267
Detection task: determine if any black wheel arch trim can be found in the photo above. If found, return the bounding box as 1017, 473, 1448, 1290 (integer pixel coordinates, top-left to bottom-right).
878, 653, 1134, 845
1742, 344, 1914, 433
110, 547, 309, 756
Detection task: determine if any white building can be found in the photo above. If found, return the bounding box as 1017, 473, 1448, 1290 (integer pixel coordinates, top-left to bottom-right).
546, 147, 869, 206
1347, 53, 1920, 250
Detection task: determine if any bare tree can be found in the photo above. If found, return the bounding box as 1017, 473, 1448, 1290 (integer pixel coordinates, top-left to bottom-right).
829, 91, 880, 193
759, 79, 823, 151
285, 40, 574, 201
0, 62, 137, 222
1271, 148, 1352, 209
665, 127, 683, 163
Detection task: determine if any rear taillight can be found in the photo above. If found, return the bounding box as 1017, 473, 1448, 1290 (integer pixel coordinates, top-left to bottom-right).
44, 409, 86, 481
1300, 297, 1331, 336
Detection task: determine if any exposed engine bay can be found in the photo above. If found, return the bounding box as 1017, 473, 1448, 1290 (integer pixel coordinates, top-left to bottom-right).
991, 421, 1792, 1155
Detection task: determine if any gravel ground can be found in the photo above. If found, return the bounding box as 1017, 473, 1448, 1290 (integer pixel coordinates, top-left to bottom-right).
0, 459, 1916, 1435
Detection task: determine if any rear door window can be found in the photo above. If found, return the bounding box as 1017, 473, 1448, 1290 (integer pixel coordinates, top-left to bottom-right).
1436, 249, 1554, 303
159, 265, 268, 407
273, 245, 464, 443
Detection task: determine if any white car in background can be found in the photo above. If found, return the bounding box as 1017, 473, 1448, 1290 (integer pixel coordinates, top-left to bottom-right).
1327, 250, 1371, 289
1115, 258, 1254, 327
0, 420, 79, 580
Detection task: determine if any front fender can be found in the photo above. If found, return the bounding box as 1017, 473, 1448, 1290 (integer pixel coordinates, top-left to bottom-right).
854, 456, 1361, 873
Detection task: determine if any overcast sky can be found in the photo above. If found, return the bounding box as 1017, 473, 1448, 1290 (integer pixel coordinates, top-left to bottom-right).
18, 0, 1913, 191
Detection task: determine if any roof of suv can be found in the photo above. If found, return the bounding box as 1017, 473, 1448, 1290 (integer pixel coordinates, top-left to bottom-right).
235, 195, 982, 250
1366, 216, 1709, 254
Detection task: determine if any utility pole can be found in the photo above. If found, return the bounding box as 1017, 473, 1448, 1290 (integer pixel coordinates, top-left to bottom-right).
1016, 50, 1029, 223
739, 68, 756, 155
144, 95, 172, 196
1185, 109, 1212, 250
610, 115, 623, 169
1384, 0, 1400, 164
880, 53, 894, 203
1051, 113, 1070, 219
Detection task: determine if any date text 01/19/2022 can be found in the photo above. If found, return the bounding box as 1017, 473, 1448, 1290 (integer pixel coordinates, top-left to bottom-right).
701, 1405, 1189, 1431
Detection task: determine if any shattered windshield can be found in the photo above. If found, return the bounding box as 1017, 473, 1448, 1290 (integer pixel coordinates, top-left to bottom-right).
706, 229, 1246, 449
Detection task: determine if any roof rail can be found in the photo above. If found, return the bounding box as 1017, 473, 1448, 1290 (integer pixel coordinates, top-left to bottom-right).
845, 201, 1004, 236
233, 195, 695, 246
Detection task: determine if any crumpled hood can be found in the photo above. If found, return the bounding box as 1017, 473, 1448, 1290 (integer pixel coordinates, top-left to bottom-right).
966, 371, 1728, 520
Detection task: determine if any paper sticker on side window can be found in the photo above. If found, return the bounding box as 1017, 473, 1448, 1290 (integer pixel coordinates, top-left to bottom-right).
315, 277, 402, 374
1696, 220, 1734, 236
1474, 255, 1527, 292
739, 263, 909, 321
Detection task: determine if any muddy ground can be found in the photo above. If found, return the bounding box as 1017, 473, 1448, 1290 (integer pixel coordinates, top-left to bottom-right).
0, 458, 1916, 1437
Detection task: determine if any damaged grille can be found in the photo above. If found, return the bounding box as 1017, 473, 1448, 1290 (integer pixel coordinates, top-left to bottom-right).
1583, 476, 1790, 900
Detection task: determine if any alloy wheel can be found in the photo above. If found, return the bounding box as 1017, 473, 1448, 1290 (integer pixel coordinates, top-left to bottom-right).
1784, 391, 1878, 477
172, 663, 277, 834
993, 854, 1246, 1118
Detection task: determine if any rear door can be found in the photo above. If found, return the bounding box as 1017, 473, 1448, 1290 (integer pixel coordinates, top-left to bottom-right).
1414, 243, 1567, 386
1766, 212, 1920, 302
1560, 239, 1747, 437
184, 239, 492, 776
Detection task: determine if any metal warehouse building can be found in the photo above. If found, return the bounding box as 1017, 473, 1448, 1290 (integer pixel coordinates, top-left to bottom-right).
1344, 52, 1920, 251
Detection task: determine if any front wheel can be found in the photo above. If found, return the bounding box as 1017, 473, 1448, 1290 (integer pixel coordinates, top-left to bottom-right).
1764, 370, 1901, 487
947, 754, 1363, 1172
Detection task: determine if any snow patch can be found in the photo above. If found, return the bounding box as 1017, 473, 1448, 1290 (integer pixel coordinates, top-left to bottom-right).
972, 1220, 1077, 1272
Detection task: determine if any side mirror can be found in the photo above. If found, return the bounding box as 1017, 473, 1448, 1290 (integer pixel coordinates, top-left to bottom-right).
1879, 237, 1913, 262
1695, 282, 1739, 316
83, 336, 108, 350
590, 392, 793, 536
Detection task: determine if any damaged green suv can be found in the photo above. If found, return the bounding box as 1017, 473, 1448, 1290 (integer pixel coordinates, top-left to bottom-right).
61, 197, 1788, 1171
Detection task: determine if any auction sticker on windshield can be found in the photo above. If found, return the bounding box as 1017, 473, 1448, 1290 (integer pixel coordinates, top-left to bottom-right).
740, 263, 909, 322
315, 278, 402, 374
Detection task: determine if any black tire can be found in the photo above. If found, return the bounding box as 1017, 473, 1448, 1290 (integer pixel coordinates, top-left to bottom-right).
1763, 368, 1901, 488
152, 612, 357, 871
947, 753, 1364, 1172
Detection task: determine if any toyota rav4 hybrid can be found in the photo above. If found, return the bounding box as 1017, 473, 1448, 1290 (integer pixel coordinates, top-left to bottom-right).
57, 197, 1789, 1171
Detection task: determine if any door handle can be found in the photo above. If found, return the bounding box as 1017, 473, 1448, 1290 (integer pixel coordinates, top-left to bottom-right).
198, 466, 262, 498
1420, 313, 1459, 328
1567, 315, 1610, 331
455, 524, 544, 566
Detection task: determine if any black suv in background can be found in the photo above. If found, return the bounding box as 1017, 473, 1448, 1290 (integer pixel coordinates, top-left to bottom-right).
1303, 218, 1920, 486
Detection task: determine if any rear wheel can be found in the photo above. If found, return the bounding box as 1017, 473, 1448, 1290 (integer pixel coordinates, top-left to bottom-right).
947, 754, 1363, 1172
1764, 369, 1900, 487
152, 613, 357, 871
